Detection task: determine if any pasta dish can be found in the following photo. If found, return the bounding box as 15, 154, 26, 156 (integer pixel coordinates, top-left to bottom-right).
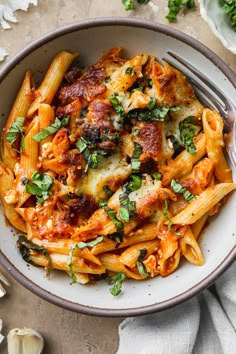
1, 48, 235, 296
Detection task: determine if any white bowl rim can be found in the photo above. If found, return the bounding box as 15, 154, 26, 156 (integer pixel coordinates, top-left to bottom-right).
0, 17, 235, 317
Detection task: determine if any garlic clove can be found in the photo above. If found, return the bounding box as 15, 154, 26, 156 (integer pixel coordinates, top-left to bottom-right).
7, 328, 44, 354
0, 283, 6, 298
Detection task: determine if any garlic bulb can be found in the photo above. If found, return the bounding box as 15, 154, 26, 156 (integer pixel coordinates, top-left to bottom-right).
7, 328, 44, 354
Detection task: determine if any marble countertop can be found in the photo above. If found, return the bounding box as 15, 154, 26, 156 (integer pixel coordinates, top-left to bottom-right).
0, 1, 235, 353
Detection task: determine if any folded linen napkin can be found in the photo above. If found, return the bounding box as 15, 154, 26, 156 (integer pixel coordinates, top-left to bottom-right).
117, 261, 236, 354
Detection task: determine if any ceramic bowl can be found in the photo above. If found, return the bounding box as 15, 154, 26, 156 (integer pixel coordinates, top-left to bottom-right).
0, 18, 236, 317
199, 0, 236, 54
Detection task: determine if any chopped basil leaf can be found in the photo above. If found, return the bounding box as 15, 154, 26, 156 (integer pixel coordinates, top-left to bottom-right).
103, 185, 114, 198
108, 232, 123, 247
125, 66, 135, 76
105, 76, 111, 83
99, 199, 107, 208
6, 117, 25, 153
166, 0, 195, 23
137, 248, 149, 276
179, 116, 201, 155
171, 179, 196, 202
163, 199, 181, 236
128, 104, 180, 123
131, 142, 143, 173
152, 172, 162, 180
100, 132, 120, 141
25, 171, 54, 205
163, 199, 173, 231
118, 175, 141, 222
17, 235, 52, 276
32, 116, 69, 142
109, 96, 124, 114
109, 272, 126, 296
147, 97, 157, 110
133, 128, 140, 136
104, 206, 124, 232
67, 236, 104, 283
126, 174, 142, 192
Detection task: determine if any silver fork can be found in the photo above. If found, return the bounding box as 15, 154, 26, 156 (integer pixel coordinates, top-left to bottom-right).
163, 51, 236, 168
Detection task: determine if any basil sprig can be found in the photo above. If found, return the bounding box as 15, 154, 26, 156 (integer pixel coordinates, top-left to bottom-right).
6, 117, 25, 153
17, 235, 52, 276
166, 0, 195, 23
171, 179, 196, 203
179, 116, 201, 155
67, 236, 104, 284
25, 171, 54, 205
109, 272, 126, 296
121, 0, 150, 10
32, 117, 69, 142
219, 0, 236, 31
137, 248, 149, 276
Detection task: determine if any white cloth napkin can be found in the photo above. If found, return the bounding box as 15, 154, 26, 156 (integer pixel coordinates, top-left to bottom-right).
117, 261, 236, 354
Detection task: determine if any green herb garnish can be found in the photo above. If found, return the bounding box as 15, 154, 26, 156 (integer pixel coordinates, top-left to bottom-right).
125, 66, 135, 76
166, 0, 195, 23
121, 0, 150, 10
152, 172, 162, 181
6, 117, 25, 153
32, 117, 69, 142
118, 175, 142, 223
25, 171, 54, 205
137, 248, 149, 276
17, 235, 52, 276
103, 185, 114, 198
105, 207, 124, 232
171, 179, 196, 202
219, 0, 236, 31
67, 236, 104, 283
109, 272, 126, 296
179, 116, 201, 155
131, 142, 143, 173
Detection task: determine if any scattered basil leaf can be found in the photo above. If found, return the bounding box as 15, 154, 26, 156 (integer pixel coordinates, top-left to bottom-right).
32, 116, 69, 142
127, 104, 180, 123
99, 199, 107, 208
109, 272, 126, 296
131, 142, 143, 173
152, 172, 162, 180
103, 185, 114, 198
137, 248, 149, 276
163, 199, 182, 236
166, 0, 195, 23
133, 128, 140, 136
6, 117, 25, 153
179, 116, 201, 155
17, 235, 52, 276
118, 175, 141, 223
122, 0, 135, 10
104, 206, 124, 232
108, 232, 123, 247
147, 97, 157, 110
105, 76, 111, 83
25, 171, 54, 205
67, 236, 104, 284
171, 179, 196, 202
125, 66, 135, 76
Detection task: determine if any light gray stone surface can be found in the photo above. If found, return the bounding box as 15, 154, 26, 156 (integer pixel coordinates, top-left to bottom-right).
0, 1, 235, 353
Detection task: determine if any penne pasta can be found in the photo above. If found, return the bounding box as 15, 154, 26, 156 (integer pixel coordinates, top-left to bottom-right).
171, 183, 236, 225
1, 47, 235, 294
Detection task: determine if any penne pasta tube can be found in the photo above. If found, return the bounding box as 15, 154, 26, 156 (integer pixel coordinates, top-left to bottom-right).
27, 51, 79, 117
191, 213, 208, 240
0, 163, 26, 232
29, 252, 105, 274
92, 223, 157, 255
161, 133, 206, 186
99, 253, 145, 280
202, 108, 232, 182
38, 103, 55, 154
158, 239, 181, 277
16, 116, 40, 207
171, 183, 236, 225
31, 238, 102, 266
119, 239, 159, 268
3, 71, 34, 169
180, 226, 204, 266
